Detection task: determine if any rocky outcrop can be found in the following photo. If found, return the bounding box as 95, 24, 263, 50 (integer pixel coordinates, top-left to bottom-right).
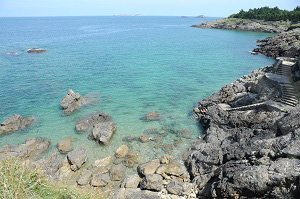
254, 28, 300, 58
75, 112, 117, 144
187, 62, 300, 198
0, 137, 50, 160
0, 114, 34, 135
60, 89, 88, 114
193, 18, 290, 33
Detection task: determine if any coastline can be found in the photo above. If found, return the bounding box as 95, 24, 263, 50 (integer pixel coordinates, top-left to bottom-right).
187, 18, 300, 198
0, 17, 299, 198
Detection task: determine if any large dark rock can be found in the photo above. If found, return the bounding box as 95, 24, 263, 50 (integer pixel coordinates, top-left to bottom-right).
0, 114, 34, 135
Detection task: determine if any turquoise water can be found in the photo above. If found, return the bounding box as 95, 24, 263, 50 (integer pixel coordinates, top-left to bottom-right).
0, 17, 274, 162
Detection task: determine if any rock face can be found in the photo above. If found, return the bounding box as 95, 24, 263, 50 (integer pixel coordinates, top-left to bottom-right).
75, 112, 117, 144
60, 89, 88, 114
187, 62, 300, 198
254, 28, 300, 58
193, 18, 290, 33
0, 137, 50, 160
0, 114, 34, 135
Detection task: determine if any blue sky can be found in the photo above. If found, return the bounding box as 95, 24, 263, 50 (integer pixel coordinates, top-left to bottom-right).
0, 0, 298, 17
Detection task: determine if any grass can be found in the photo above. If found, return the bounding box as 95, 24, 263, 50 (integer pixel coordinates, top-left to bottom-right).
0, 158, 96, 199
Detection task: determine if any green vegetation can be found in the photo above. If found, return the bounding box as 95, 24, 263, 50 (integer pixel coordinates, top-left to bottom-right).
229, 6, 300, 22
0, 158, 95, 199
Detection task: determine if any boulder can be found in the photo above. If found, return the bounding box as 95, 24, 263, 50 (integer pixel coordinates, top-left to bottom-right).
93, 156, 113, 167
115, 145, 129, 158
77, 169, 93, 186
110, 164, 126, 181
120, 174, 141, 188
142, 112, 160, 121
0, 137, 50, 160
166, 180, 193, 196
75, 112, 113, 132
60, 89, 88, 114
122, 151, 140, 168
90, 173, 110, 187
67, 149, 87, 171
91, 121, 117, 144
140, 174, 163, 192
56, 137, 73, 154
137, 159, 161, 176
0, 114, 34, 135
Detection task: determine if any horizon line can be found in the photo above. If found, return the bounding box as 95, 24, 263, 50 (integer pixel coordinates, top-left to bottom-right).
0, 15, 224, 18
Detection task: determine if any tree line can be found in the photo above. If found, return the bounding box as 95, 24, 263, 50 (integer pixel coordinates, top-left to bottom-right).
229, 6, 300, 22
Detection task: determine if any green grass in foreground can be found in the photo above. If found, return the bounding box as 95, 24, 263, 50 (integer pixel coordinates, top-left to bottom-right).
0, 158, 94, 199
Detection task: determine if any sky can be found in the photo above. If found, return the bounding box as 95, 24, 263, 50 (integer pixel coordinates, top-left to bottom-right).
0, 0, 299, 17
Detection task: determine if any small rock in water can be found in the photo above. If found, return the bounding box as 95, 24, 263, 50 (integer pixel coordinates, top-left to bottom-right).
139, 134, 151, 143
177, 129, 193, 139
122, 136, 138, 142
142, 112, 161, 121
60, 89, 88, 114
27, 48, 47, 53
0, 114, 34, 135
115, 145, 129, 158
56, 137, 73, 154
122, 151, 140, 168
92, 121, 117, 144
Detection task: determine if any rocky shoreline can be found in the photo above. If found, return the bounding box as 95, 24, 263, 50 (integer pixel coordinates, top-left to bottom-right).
192, 18, 292, 33
1, 19, 300, 198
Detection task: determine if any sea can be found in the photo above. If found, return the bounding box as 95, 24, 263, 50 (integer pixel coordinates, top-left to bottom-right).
0, 16, 274, 162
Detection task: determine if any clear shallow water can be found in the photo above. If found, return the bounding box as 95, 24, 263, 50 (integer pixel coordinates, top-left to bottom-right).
0, 16, 274, 162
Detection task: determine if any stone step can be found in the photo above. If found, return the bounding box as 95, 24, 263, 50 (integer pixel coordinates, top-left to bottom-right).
282, 94, 297, 99
191, 113, 199, 120
280, 99, 297, 107
282, 97, 298, 103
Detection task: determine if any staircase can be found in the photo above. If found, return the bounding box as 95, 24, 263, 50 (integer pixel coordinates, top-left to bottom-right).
276, 60, 298, 107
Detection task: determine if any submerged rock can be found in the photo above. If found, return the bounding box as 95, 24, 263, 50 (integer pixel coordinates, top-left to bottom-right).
56, 137, 73, 154
142, 112, 161, 121
60, 89, 88, 114
110, 164, 126, 181
115, 145, 129, 158
0, 114, 34, 135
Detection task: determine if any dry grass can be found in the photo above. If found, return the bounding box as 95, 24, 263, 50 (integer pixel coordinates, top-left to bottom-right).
0, 158, 95, 199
